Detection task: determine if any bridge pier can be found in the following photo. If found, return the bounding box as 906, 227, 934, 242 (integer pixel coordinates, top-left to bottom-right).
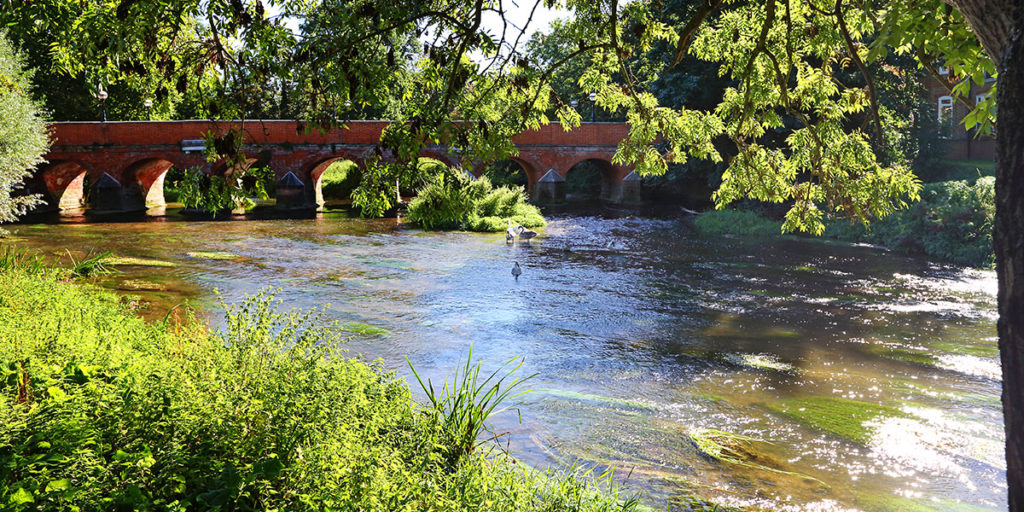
275, 172, 311, 211
605, 171, 643, 203
531, 169, 566, 203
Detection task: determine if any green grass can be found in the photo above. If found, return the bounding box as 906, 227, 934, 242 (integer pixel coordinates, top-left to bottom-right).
769, 396, 908, 444
0, 265, 638, 511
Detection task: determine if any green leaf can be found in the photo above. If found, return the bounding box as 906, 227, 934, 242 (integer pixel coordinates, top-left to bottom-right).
9, 487, 34, 505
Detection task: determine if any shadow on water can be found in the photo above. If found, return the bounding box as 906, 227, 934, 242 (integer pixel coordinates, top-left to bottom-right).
4, 203, 1005, 511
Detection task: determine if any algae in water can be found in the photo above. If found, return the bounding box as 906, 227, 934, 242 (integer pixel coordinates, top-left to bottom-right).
770, 396, 907, 444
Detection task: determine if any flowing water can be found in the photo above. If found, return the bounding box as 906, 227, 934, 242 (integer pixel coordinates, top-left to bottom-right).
4, 206, 1004, 511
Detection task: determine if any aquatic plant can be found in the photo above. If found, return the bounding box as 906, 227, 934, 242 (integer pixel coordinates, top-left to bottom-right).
534, 388, 654, 410
687, 428, 825, 486
339, 321, 392, 336
722, 353, 800, 374
104, 256, 180, 267
769, 396, 908, 444
0, 268, 637, 511
185, 250, 242, 260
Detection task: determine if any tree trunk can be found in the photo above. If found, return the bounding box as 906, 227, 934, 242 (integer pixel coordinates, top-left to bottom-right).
996, 14, 1024, 512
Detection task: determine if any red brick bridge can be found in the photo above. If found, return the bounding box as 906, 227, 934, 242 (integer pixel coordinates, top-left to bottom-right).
31, 120, 640, 213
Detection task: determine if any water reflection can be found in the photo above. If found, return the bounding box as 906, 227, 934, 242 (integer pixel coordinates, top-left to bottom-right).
5, 207, 1004, 511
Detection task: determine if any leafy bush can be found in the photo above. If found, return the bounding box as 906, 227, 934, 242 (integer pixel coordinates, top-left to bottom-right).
174, 166, 273, 214
824, 177, 995, 267
694, 179, 995, 268
408, 174, 546, 232
0, 31, 49, 227
0, 266, 636, 511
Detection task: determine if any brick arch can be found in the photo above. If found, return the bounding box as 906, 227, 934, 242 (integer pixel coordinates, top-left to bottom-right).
417, 151, 456, 170
210, 157, 259, 178
565, 157, 623, 199
122, 158, 179, 209
307, 154, 365, 207
473, 157, 539, 185
38, 160, 94, 210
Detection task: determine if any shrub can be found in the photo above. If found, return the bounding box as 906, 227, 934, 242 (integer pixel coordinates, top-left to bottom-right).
408, 173, 547, 232
0, 267, 636, 511
175, 166, 273, 214
824, 177, 995, 267
694, 179, 996, 268
0, 31, 49, 227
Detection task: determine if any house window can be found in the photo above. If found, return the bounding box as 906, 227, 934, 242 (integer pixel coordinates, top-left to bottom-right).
938, 96, 954, 138
938, 65, 950, 75
976, 92, 989, 105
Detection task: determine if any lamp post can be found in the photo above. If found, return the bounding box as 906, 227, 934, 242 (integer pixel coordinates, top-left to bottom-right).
97, 88, 108, 122
589, 92, 597, 122
144, 98, 153, 120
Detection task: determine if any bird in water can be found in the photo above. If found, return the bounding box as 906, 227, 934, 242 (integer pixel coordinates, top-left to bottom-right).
511, 261, 522, 280
515, 225, 538, 241
506, 219, 517, 243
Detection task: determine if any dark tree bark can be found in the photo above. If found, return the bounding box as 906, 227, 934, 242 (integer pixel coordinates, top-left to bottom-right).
948, 1, 1021, 510
997, 16, 1024, 510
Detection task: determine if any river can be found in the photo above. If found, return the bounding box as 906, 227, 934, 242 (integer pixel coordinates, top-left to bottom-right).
4, 205, 1004, 511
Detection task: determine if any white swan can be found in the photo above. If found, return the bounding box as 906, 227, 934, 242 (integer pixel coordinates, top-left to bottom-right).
506, 219, 517, 243
515, 225, 538, 241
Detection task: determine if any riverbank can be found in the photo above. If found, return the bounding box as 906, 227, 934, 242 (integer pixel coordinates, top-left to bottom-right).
0, 261, 638, 511
693, 178, 995, 268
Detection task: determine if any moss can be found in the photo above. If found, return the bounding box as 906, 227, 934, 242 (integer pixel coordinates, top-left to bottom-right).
186, 251, 242, 260
769, 396, 907, 444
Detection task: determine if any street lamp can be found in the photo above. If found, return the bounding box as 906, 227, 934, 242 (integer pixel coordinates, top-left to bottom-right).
144, 98, 153, 120
97, 87, 108, 122
588, 91, 598, 122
